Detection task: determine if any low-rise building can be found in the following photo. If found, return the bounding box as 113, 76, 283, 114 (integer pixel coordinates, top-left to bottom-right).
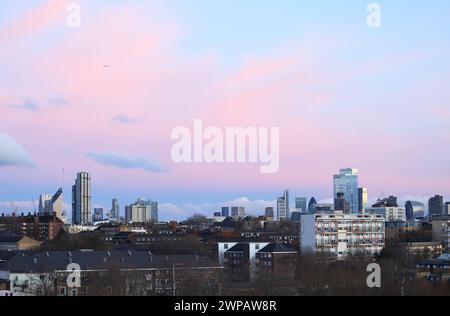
0, 250, 223, 296
0, 236, 41, 251
255, 243, 297, 281
0, 213, 64, 241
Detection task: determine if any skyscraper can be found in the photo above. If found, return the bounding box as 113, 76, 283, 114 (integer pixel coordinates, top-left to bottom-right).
308, 197, 317, 214
405, 201, 425, 221
72, 172, 92, 225
358, 187, 368, 211
221, 207, 230, 217
125, 198, 158, 223
295, 197, 307, 213
150, 200, 159, 222
277, 190, 289, 221
265, 207, 274, 218
38, 193, 52, 213
238, 207, 246, 218
111, 198, 120, 221
93, 208, 104, 222
231, 207, 239, 217
333, 168, 359, 213
50, 188, 65, 223
429, 195, 444, 217
334, 192, 350, 213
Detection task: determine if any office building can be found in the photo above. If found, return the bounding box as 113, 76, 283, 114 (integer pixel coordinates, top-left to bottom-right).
72, 172, 92, 225
221, 207, 230, 217
265, 207, 274, 218
238, 207, 246, 218
358, 187, 368, 211
38, 194, 52, 214
291, 210, 301, 223
334, 192, 350, 213
429, 195, 444, 218
125, 199, 158, 223
308, 197, 317, 214
277, 190, 289, 221
314, 203, 334, 214
367, 206, 406, 222
333, 168, 359, 213
300, 212, 385, 258
49, 188, 65, 223
295, 197, 307, 213
231, 207, 239, 217
405, 201, 425, 221
93, 208, 104, 222
111, 198, 120, 221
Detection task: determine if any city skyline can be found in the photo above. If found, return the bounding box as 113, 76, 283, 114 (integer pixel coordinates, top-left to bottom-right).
1, 1, 450, 221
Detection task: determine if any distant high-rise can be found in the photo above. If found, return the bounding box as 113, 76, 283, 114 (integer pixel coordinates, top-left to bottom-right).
221, 207, 230, 217
150, 200, 159, 222
405, 201, 425, 221
333, 168, 359, 213
38, 194, 52, 213
50, 188, 65, 222
295, 197, 307, 213
446, 202, 450, 215
231, 207, 239, 217
93, 208, 104, 222
72, 172, 92, 225
277, 190, 289, 221
265, 207, 274, 218
429, 195, 444, 217
334, 192, 350, 213
125, 199, 158, 223
111, 198, 120, 221
358, 188, 368, 211
308, 197, 317, 214
238, 207, 246, 218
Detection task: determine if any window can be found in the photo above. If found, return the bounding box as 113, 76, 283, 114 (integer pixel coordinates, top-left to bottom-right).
59, 287, 66, 296
255, 244, 260, 250
224, 244, 228, 250
71, 289, 78, 296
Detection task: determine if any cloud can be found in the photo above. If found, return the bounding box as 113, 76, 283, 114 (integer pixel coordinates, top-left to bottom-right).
0, 96, 39, 111
87, 152, 166, 173
0, 133, 34, 168
47, 96, 71, 107
111, 115, 143, 125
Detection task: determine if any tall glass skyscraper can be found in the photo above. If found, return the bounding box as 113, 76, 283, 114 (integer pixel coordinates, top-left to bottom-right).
295, 197, 307, 213
333, 168, 359, 213
277, 190, 289, 221
72, 172, 92, 225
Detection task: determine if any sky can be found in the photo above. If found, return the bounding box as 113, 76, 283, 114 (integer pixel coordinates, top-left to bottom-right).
0, 0, 450, 221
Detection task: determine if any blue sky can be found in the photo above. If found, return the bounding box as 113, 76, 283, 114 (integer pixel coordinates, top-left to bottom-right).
0, 1, 449, 220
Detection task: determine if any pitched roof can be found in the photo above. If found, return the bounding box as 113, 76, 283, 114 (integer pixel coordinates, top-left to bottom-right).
258, 243, 297, 253
0, 250, 223, 274
226, 243, 248, 253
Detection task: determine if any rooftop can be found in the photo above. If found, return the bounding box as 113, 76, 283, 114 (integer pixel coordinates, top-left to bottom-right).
0, 250, 223, 273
